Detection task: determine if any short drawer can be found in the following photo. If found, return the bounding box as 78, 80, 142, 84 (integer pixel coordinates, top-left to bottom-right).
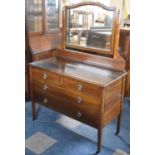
62, 77, 101, 99
31, 67, 60, 85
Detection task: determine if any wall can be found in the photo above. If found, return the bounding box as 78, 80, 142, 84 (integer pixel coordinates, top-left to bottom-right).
62, 0, 110, 7
60, 0, 130, 26
110, 0, 130, 25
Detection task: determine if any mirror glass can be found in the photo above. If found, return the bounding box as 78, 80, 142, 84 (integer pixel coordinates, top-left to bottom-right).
66, 5, 114, 53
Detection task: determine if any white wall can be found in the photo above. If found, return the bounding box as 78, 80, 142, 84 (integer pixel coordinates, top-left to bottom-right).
110, 0, 123, 9
60, 0, 130, 26
110, 0, 130, 25
62, 0, 110, 7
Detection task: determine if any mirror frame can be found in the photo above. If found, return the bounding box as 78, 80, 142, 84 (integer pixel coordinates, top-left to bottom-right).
61, 2, 117, 57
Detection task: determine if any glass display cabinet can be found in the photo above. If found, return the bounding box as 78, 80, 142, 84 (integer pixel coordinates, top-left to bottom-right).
25, 0, 61, 61
45, 0, 60, 32
62, 2, 117, 57
26, 0, 60, 36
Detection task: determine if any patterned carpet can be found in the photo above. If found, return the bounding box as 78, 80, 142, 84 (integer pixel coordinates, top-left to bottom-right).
25, 99, 130, 155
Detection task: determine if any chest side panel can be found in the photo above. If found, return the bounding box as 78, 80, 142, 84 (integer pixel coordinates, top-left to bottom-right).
103, 78, 123, 126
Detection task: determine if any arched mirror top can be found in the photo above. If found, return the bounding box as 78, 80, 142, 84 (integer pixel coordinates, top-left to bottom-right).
62, 2, 117, 57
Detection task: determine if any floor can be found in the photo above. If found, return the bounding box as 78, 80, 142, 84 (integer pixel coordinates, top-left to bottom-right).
25, 99, 130, 155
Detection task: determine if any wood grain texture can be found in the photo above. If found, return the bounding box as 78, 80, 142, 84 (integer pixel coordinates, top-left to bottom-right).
30, 33, 61, 54
103, 78, 123, 126
29, 2, 127, 153
32, 80, 100, 106
32, 50, 56, 61
31, 67, 61, 85
56, 49, 125, 72
30, 57, 126, 87
29, 54, 126, 152
33, 88, 99, 128
29, 33, 61, 61
62, 77, 101, 99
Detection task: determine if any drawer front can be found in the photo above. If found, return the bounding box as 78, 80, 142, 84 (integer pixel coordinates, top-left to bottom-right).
31, 67, 101, 99
33, 90, 99, 127
32, 80, 100, 106
31, 67, 60, 85
62, 77, 101, 99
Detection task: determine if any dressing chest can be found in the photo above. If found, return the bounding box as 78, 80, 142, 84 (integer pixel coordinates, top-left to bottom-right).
29, 2, 127, 153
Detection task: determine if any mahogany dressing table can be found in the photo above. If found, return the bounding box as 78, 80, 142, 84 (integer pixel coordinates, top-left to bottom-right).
29, 2, 127, 153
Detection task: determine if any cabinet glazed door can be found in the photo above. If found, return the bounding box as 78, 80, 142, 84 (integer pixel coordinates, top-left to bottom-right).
25, 0, 60, 36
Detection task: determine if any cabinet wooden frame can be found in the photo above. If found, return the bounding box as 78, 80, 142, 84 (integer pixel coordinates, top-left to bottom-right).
61, 2, 118, 57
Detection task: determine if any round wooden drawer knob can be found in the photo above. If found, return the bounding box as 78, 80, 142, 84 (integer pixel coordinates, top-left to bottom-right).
76, 111, 82, 118
77, 84, 83, 91
43, 98, 48, 104
77, 97, 82, 104
43, 73, 48, 79
43, 84, 48, 90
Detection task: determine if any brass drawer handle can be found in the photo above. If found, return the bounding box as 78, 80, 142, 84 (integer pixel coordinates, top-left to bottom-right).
43, 98, 48, 104
76, 111, 82, 118
43, 84, 48, 91
77, 97, 82, 104
43, 73, 48, 79
77, 84, 83, 91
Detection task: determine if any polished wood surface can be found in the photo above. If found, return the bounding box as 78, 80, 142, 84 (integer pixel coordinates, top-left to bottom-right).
30, 57, 126, 87
25, 32, 61, 99
56, 49, 125, 72
29, 33, 61, 61
29, 2, 127, 153
29, 51, 126, 153
30, 33, 61, 54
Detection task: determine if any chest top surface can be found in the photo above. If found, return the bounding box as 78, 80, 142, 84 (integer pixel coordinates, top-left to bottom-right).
30, 57, 126, 87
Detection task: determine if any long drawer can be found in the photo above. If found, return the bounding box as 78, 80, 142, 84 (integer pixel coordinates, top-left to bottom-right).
32, 80, 100, 106
33, 88, 100, 127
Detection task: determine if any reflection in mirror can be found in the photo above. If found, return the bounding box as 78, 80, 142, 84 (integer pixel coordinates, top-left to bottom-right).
66, 5, 114, 52
45, 0, 59, 32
